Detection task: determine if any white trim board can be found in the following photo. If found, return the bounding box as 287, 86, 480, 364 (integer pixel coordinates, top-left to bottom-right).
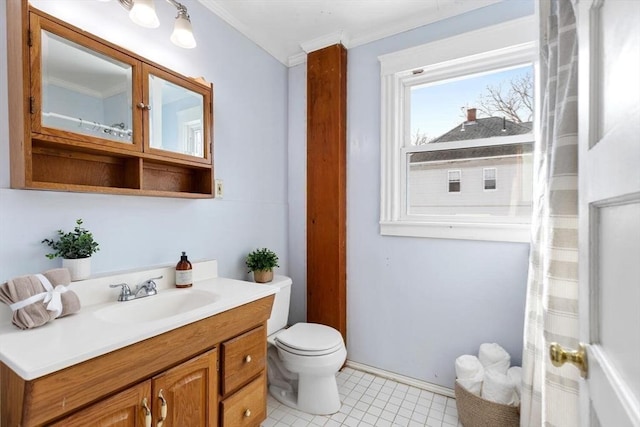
345, 360, 455, 399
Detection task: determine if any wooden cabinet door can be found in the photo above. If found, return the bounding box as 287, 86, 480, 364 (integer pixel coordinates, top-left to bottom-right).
152, 348, 218, 427
50, 381, 151, 427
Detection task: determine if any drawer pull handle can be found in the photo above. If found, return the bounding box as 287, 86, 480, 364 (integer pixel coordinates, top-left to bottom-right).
244, 409, 252, 418
244, 355, 252, 363
142, 398, 152, 427
157, 389, 167, 427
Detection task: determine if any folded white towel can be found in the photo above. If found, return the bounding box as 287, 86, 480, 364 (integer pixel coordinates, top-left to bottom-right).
478, 343, 511, 374
507, 366, 522, 398
482, 370, 518, 405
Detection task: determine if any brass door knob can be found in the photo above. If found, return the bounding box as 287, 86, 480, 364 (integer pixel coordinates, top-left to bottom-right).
549, 342, 588, 378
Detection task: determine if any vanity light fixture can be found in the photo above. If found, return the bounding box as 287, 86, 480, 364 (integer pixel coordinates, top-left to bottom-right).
115, 0, 197, 48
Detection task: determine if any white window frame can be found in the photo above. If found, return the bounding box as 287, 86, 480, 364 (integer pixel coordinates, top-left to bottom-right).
483, 167, 497, 191
379, 16, 537, 242
448, 170, 461, 193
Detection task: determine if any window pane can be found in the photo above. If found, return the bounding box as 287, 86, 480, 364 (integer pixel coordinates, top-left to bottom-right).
407, 143, 533, 218
448, 170, 461, 193
409, 65, 533, 146
484, 168, 497, 190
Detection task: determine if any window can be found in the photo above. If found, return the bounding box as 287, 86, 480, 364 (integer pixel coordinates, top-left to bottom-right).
448, 170, 461, 193
484, 168, 497, 190
379, 16, 536, 242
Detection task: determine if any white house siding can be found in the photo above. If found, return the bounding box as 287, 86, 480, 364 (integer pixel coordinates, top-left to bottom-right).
408, 153, 533, 217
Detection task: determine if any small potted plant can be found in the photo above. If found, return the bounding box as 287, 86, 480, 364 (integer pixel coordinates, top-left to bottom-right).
246, 248, 279, 283
42, 219, 100, 281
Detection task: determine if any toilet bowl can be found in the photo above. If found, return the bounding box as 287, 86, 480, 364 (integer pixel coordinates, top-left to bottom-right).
265, 276, 347, 415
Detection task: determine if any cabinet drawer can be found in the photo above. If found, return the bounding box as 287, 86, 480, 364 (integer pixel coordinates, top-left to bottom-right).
221, 325, 266, 395
220, 374, 266, 427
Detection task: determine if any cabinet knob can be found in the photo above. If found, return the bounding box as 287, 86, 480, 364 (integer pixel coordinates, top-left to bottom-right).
137, 102, 152, 110
244, 355, 252, 363
244, 409, 252, 418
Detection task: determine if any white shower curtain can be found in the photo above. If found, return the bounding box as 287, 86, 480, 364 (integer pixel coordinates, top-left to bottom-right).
520, 1, 580, 426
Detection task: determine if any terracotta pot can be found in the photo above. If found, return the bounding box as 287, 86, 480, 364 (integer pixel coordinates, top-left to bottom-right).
253, 269, 273, 283
62, 257, 92, 281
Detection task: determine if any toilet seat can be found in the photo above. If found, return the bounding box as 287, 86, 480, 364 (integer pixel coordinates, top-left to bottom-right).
275, 323, 344, 356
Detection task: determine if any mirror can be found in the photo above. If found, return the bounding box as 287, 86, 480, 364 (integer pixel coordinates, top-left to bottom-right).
41, 30, 133, 143
148, 74, 205, 157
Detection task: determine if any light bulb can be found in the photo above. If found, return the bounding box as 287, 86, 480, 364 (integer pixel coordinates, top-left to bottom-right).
129, 0, 160, 28
170, 12, 196, 49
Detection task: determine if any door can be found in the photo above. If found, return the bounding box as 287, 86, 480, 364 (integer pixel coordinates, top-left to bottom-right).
577, 1, 640, 425
151, 348, 218, 427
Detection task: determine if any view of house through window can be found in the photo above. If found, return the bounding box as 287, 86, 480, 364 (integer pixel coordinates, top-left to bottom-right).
406, 65, 533, 218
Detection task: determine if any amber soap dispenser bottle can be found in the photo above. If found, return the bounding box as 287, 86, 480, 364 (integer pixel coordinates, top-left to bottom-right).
175, 251, 193, 288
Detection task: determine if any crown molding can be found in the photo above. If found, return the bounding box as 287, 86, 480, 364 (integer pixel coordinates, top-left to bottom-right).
197, 0, 291, 66
199, 0, 505, 68
287, 52, 307, 67
299, 30, 350, 54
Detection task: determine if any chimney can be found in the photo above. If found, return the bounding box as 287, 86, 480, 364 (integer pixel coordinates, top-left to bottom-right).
467, 108, 477, 122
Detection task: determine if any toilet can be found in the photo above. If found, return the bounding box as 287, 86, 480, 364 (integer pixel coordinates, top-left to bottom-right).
265, 276, 347, 415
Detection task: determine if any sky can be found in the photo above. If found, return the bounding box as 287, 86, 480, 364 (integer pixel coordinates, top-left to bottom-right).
410, 64, 533, 144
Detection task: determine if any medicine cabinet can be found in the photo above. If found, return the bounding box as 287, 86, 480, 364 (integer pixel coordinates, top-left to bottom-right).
7, 2, 214, 198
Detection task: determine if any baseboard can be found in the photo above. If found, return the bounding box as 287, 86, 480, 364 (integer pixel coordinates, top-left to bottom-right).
345, 360, 455, 398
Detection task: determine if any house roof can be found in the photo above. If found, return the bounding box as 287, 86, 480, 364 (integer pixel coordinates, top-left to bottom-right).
410, 142, 533, 163
429, 117, 532, 143
409, 116, 533, 164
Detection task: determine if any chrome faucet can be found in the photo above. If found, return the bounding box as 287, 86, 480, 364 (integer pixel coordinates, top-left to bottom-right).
133, 276, 162, 298
109, 275, 163, 301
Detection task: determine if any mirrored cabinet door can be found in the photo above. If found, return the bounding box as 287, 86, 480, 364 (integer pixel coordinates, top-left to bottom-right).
143, 65, 211, 163
31, 14, 142, 151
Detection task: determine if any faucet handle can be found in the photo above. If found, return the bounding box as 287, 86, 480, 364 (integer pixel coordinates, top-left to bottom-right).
109, 283, 132, 301
139, 275, 163, 289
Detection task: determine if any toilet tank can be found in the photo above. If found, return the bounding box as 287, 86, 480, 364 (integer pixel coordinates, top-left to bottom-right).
265, 275, 292, 336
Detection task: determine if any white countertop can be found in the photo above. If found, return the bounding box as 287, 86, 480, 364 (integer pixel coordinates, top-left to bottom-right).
0, 261, 279, 381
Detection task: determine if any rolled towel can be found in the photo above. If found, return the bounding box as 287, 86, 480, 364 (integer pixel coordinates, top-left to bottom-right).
0, 269, 81, 330
455, 355, 484, 395
481, 370, 518, 406
507, 366, 523, 398
456, 355, 483, 379
478, 342, 511, 374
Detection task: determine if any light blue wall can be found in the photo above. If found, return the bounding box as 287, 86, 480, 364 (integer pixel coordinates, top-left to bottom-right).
0, 0, 289, 282
1, 0, 534, 391
288, 0, 533, 389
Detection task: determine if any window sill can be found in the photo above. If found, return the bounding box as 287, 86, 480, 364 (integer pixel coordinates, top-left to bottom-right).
380, 220, 531, 243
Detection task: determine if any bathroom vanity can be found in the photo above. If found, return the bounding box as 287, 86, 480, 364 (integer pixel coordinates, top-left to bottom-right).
0, 261, 275, 427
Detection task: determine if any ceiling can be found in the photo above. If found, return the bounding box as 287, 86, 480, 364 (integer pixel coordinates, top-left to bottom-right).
197, 0, 502, 66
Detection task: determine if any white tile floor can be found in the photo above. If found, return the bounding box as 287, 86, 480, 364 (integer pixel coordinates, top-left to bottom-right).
262, 367, 461, 427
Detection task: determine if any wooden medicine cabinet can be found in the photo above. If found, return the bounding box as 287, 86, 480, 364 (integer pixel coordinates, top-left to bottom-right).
7, 1, 214, 198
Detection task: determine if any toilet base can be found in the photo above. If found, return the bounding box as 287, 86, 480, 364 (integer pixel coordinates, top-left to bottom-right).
269, 373, 342, 415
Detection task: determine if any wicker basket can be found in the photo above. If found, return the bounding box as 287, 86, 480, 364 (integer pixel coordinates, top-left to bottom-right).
454, 381, 520, 427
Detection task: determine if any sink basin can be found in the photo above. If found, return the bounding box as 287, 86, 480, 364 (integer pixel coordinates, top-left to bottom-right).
94, 289, 219, 323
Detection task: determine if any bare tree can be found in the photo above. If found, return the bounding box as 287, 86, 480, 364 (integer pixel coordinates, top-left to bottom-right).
476, 72, 533, 123
412, 129, 430, 145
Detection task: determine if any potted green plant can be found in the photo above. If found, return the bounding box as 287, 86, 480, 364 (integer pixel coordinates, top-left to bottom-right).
246, 248, 279, 283
42, 219, 100, 281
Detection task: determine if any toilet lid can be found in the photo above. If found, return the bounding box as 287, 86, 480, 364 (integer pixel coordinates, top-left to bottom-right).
275, 323, 344, 356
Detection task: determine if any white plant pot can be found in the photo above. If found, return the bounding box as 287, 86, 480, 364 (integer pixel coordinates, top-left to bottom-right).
62, 257, 92, 281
